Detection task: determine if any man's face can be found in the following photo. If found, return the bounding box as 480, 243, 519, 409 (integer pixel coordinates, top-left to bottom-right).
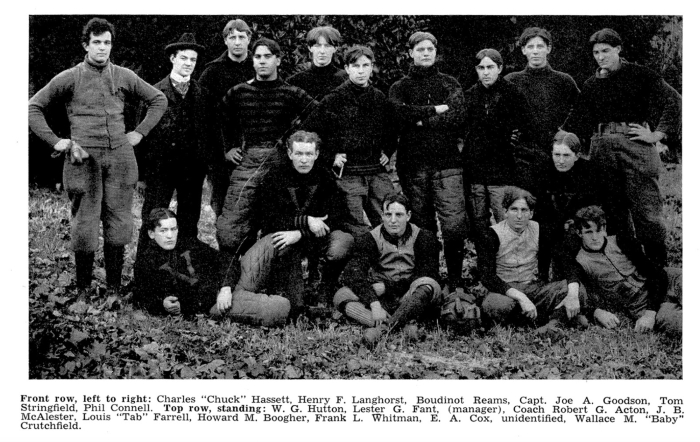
552, 143, 579, 172
148, 217, 178, 251
579, 221, 607, 251
225, 29, 250, 60
345, 55, 372, 87
476, 56, 502, 88
522, 36, 551, 69
287, 141, 319, 174
83, 31, 112, 64
382, 201, 411, 237
170, 49, 198, 78
592, 43, 621, 71
309, 36, 336, 67
253, 45, 280, 81
504, 198, 532, 233
409, 39, 436, 68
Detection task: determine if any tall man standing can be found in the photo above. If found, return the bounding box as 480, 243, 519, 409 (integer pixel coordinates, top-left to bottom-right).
216, 38, 316, 281
389, 31, 468, 296
563, 28, 681, 270
199, 19, 256, 215
288, 26, 347, 100
29, 18, 166, 297
504, 27, 579, 195
136, 33, 218, 258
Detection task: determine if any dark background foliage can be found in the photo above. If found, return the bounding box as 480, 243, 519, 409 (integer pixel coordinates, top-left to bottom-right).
28, 15, 682, 186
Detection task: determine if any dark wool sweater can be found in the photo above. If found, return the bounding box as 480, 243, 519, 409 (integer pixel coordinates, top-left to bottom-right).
564, 60, 681, 140
302, 80, 399, 174
133, 240, 222, 316
199, 50, 255, 103
541, 159, 600, 234
340, 224, 440, 306
287, 63, 347, 100
463, 77, 534, 185
257, 161, 351, 237
389, 65, 465, 173
222, 78, 316, 152
504, 64, 579, 149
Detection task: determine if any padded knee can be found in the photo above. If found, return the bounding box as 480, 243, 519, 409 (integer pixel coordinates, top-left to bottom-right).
481, 292, 518, 324
333, 286, 359, 310
228, 289, 291, 327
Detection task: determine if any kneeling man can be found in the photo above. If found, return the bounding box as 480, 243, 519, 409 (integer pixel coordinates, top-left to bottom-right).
214, 131, 354, 324
574, 205, 681, 335
133, 208, 221, 316
334, 194, 442, 344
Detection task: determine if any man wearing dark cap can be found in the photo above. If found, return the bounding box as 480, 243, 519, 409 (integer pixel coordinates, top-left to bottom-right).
505, 27, 579, 195
563, 28, 681, 270
199, 19, 256, 215
288, 26, 347, 100
136, 33, 219, 260
29, 18, 166, 298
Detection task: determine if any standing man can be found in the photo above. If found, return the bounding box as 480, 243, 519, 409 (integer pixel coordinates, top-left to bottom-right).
288, 26, 347, 100
136, 33, 217, 259
303, 46, 398, 236
389, 31, 468, 296
216, 38, 316, 279
29, 18, 166, 297
199, 19, 255, 215
504, 27, 579, 196
563, 28, 681, 269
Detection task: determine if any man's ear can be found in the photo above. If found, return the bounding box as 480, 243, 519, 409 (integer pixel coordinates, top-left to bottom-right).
406, 210, 412, 222
148, 230, 155, 240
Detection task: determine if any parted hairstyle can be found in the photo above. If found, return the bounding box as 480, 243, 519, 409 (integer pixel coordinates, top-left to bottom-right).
146, 208, 177, 232
501, 186, 536, 211
589, 28, 622, 49
382, 193, 412, 213
475, 48, 503, 67
222, 19, 251, 38
552, 130, 583, 154
518, 27, 552, 48
344, 45, 374, 66
408, 31, 437, 49
306, 26, 342, 47
82, 18, 115, 45
252, 37, 282, 57
574, 205, 607, 232
287, 130, 321, 152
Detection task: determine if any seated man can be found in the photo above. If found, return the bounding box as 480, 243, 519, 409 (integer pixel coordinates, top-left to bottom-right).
333, 194, 442, 345
133, 208, 220, 316
574, 205, 681, 335
214, 131, 354, 325
478, 186, 588, 329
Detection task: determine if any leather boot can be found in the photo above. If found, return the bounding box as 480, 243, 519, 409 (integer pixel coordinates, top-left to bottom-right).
103, 243, 125, 294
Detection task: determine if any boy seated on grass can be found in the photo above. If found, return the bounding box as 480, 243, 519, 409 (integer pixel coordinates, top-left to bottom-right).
133, 208, 221, 317
574, 205, 681, 335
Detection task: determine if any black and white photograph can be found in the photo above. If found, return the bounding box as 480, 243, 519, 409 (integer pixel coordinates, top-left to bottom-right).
9, 4, 695, 441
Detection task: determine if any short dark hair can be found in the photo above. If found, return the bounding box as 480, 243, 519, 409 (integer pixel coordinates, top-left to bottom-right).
475, 48, 503, 68
252, 37, 282, 57
382, 193, 412, 213
223, 19, 251, 39
518, 27, 552, 47
589, 28, 622, 49
287, 130, 321, 152
408, 31, 437, 49
344, 45, 374, 66
306, 26, 342, 46
552, 130, 582, 154
574, 205, 607, 232
146, 208, 177, 232
82, 18, 115, 45
502, 186, 536, 211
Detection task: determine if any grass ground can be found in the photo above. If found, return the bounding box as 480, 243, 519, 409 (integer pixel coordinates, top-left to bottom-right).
27, 162, 682, 379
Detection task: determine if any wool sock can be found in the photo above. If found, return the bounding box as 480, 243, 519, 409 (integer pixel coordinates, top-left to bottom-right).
390, 284, 433, 327
104, 243, 125, 290
75, 251, 95, 289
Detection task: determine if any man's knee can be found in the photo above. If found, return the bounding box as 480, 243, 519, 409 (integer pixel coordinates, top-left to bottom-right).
408, 277, 441, 302
326, 231, 354, 261
228, 289, 291, 327
333, 286, 359, 310
481, 292, 518, 323
656, 302, 682, 336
